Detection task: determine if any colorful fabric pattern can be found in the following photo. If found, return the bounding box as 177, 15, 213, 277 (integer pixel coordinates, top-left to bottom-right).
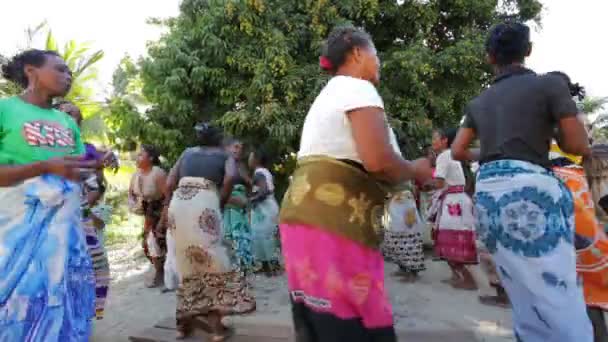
82, 219, 110, 320
553, 166, 608, 310
280, 224, 395, 335
80, 162, 110, 320
169, 177, 255, 323
475, 160, 593, 342
142, 199, 166, 262
222, 185, 254, 272
382, 190, 425, 273
0, 175, 95, 341
433, 186, 477, 263
250, 195, 280, 266
434, 230, 477, 264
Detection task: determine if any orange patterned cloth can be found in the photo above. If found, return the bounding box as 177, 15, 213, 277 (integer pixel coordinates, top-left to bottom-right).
553, 166, 608, 310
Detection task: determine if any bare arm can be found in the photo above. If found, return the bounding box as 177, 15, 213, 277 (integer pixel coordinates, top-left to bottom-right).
220, 157, 238, 208
0, 163, 49, 187
556, 116, 591, 157
348, 107, 428, 184
164, 151, 187, 203
226, 196, 247, 207
155, 170, 168, 198
451, 128, 479, 162
238, 164, 253, 187
425, 178, 446, 190
0, 157, 98, 187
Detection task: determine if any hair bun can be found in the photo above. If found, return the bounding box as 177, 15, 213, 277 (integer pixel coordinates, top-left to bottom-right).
1, 58, 21, 84
194, 122, 210, 133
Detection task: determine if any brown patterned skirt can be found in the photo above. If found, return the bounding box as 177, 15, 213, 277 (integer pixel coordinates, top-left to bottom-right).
169, 177, 256, 321
177, 271, 256, 320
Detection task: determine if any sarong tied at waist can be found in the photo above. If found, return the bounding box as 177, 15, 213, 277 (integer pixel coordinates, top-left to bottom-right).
446, 185, 465, 194
279, 156, 387, 249
175, 177, 219, 198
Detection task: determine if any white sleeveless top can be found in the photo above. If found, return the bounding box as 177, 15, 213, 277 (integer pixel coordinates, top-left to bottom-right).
254, 168, 275, 192
298, 75, 401, 162
132, 166, 165, 200
435, 150, 466, 186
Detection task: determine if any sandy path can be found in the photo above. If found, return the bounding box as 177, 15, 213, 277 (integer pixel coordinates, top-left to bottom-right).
92, 241, 514, 341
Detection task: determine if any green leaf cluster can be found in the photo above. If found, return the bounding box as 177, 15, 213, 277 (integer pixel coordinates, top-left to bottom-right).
108, 0, 542, 163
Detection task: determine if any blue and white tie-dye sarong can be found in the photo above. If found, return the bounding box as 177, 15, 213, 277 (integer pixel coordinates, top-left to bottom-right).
475, 160, 593, 342
0, 175, 95, 342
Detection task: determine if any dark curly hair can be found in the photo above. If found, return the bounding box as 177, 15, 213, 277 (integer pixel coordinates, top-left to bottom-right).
251, 148, 270, 167
194, 122, 223, 147
321, 25, 373, 73
435, 127, 458, 148
486, 22, 531, 66
548, 71, 586, 101
141, 144, 161, 166
1, 49, 60, 89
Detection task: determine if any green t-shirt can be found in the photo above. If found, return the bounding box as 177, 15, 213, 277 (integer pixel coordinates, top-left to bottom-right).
0, 97, 85, 165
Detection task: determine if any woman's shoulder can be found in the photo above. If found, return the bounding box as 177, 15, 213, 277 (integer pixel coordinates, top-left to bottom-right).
152, 165, 167, 177
437, 150, 452, 160
324, 76, 378, 97
0, 96, 21, 107
255, 167, 271, 175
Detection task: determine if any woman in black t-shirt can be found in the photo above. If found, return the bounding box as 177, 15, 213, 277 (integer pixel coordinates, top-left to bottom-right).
452, 22, 592, 342
165, 123, 255, 340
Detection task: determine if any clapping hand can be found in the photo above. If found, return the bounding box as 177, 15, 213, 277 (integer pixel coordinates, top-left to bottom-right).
43, 156, 98, 182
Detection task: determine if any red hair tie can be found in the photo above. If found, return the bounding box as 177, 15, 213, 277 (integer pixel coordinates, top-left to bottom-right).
319, 56, 333, 71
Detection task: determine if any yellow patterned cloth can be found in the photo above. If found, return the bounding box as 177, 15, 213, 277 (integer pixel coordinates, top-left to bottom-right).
550, 143, 582, 165
280, 156, 388, 249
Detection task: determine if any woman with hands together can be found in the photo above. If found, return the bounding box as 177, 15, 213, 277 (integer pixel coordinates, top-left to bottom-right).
0, 50, 97, 341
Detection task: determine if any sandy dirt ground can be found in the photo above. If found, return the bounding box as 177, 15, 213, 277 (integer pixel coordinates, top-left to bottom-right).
92, 241, 514, 342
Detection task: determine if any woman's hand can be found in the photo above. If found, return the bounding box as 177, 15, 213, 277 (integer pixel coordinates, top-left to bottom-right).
43, 156, 98, 182
227, 196, 247, 208
412, 158, 434, 185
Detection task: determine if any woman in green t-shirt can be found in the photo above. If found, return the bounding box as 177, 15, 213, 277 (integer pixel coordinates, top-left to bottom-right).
0, 50, 98, 341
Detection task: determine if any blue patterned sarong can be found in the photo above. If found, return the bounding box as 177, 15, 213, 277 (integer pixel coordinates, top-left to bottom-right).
475, 160, 593, 342
0, 175, 95, 342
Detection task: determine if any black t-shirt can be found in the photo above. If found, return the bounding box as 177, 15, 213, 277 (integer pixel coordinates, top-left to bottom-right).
462, 67, 578, 168
177, 147, 227, 187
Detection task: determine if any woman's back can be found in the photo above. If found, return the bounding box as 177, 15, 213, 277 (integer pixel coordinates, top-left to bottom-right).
178, 147, 227, 186
464, 69, 578, 168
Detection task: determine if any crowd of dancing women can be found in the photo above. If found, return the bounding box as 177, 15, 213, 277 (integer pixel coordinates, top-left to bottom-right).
0, 19, 607, 342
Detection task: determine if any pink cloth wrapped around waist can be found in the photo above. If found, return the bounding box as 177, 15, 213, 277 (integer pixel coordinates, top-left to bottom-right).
280, 223, 394, 329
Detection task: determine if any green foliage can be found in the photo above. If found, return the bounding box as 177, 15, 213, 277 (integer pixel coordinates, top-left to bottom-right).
108, 0, 542, 163
580, 96, 608, 143
103, 163, 143, 246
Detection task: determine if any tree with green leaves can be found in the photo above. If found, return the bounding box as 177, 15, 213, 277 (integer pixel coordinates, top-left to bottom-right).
580, 96, 608, 143
108, 0, 542, 164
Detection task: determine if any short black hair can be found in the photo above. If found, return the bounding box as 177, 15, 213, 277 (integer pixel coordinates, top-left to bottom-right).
486, 22, 531, 66
321, 25, 373, 73
548, 71, 586, 101
436, 127, 458, 147
251, 148, 269, 167
141, 144, 161, 166
1, 49, 60, 89
194, 122, 223, 147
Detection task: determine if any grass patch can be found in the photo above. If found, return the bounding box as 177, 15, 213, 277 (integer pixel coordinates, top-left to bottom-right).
102, 162, 143, 246
105, 215, 142, 246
